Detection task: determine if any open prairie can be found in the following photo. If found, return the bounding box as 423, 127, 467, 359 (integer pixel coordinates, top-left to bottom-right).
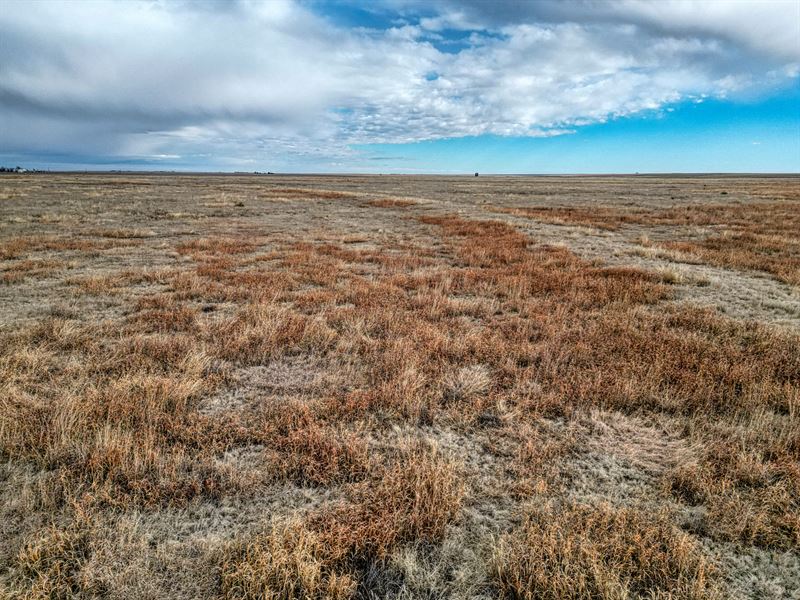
1, 174, 798, 599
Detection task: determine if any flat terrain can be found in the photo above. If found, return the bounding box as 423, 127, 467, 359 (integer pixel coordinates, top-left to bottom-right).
1, 174, 798, 599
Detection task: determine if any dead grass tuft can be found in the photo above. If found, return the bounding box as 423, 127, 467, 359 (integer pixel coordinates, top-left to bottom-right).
264, 408, 371, 486
662, 232, 800, 286
88, 228, 154, 239
312, 439, 464, 562
11, 510, 100, 599
0, 235, 136, 259
366, 198, 417, 208
1, 259, 64, 285
493, 206, 637, 230
68, 273, 124, 295
221, 440, 462, 597
442, 364, 492, 404
176, 237, 257, 256
264, 188, 356, 200
666, 440, 800, 549
210, 303, 337, 364
492, 503, 721, 599
130, 302, 198, 333
221, 520, 356, 600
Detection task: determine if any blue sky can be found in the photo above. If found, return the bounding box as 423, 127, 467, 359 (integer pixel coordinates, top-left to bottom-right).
1, 0, 799, 173
356, 89, 800, 173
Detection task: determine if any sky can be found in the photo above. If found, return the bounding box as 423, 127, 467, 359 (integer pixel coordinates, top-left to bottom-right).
1, 0, 798, 173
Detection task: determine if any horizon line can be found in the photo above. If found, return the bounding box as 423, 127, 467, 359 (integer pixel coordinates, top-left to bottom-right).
4, 170, 800, 177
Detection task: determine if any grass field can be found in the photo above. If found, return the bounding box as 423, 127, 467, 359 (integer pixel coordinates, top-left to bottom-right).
1, 174, 798, 599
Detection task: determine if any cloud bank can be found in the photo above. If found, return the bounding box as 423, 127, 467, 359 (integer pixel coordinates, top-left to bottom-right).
1, 0, 797, 169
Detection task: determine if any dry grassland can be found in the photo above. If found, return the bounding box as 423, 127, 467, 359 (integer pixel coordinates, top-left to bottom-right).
0, 174, 798, 599
494, 199, 800, 285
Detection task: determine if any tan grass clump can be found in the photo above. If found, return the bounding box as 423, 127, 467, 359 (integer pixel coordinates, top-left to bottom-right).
221, 440, 462, 597
264, 188, 356, 200
11, 511, 99, 599
261, 404, 371, 486
662, 232, 800, 286
129, 302, 198, 333
220, 520, 356, 600
210, 303, 337, 364
87, 228, 153, 239
312, 439, 464, 561
1, 259, 64, 285
492, 503, 721, 599
666, 439, 800, 549
442, 364, 492, 403
493, 206, 638, 230
176, 237, 257, 256
366, 198, 417, 208
0, 235, 128, 260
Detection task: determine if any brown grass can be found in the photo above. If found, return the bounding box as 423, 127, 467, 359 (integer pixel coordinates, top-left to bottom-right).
68, 273, 126, 295
410, 215, 798, 547
0, 235, 136, 259
365, 198, 417, 208
130, 301, 199, 333
312, 440, 464, 560
263, 188, 357, 200
10, 509, 99, 599
261, 404, 371, 486
176, 237, 258, 256
221, 440, 462, 599
660, 232, 800, 286
496, 201, 800, 285
495, 200, 800, 233
87, 228, 153, 239
493, 206, 639, 230
0, 318, 232, 507
1, 258, 64, 284
210, 303, 337, 364
666, 439, 800, 549
221, 520, 357, 600
492, 503, 721, 599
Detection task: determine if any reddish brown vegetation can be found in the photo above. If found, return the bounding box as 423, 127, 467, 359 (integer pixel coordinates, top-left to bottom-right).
176, 237, 258, 256
1, 258, 64, 284
264, 188, 357, 200
0, 235, 134, 260
365, 198, 417, 208
496, 200, 800, 285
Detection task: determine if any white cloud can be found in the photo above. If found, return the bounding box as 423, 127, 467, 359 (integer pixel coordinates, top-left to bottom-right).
0, 0, 797, 168
406, 0, 800, 61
